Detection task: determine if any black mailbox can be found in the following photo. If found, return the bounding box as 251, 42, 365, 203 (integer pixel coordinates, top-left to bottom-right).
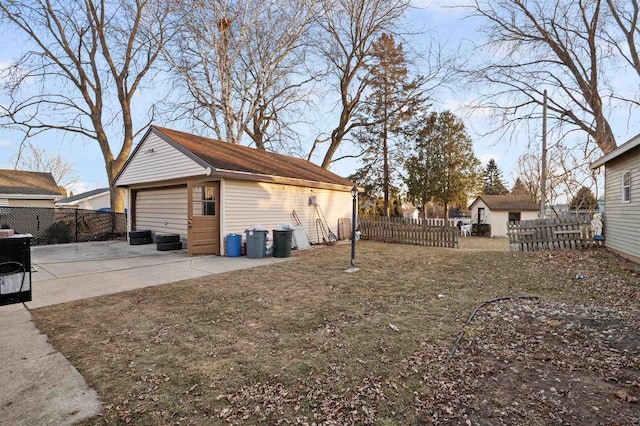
0, 234, 32, 306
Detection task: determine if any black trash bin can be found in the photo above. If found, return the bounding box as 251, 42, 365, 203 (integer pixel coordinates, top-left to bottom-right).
273, 229, 293, 258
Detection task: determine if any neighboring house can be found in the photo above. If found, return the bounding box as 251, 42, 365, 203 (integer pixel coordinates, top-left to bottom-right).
469, 195, 539, 237
0, 169, 62, 207
56, 187, 128, 211
114, 126, 358, 256
590, 134, 640, 260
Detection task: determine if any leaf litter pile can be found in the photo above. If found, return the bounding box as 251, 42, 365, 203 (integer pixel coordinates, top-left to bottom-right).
32, 241, 639, 425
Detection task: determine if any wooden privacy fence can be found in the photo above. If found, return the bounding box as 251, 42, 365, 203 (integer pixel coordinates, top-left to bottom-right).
359, 216, 459, 248
507, 218, 600, 252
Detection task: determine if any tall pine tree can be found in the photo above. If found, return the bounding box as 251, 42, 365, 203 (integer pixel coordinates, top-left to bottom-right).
483, 159, 509, 195
352, 33, 425, 216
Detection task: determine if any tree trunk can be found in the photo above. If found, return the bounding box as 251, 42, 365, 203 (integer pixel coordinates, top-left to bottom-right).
383, 128, 389, 217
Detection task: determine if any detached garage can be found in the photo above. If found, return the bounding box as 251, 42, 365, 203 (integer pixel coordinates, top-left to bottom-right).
114, 126, 357, 256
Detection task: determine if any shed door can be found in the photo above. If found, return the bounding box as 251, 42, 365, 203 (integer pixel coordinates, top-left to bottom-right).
187, 181, 220, 256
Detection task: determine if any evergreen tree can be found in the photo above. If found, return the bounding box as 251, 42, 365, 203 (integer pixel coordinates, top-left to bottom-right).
511, 177, 534, 200
569, 186, 598, 210
483, 159, 509, 195
404, 111, 481, 219
352, 33, 425, 216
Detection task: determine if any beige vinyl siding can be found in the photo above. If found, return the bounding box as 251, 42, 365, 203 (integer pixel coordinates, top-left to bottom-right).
116, 133, 207, 186
603, 152, 640, 258
7, 199, 56, 208
135, 186, 188, 240
222, 179, 352, 247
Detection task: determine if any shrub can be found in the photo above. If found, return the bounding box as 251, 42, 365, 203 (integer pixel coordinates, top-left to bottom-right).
472, 223, 491, 237
44, 222, 72, 244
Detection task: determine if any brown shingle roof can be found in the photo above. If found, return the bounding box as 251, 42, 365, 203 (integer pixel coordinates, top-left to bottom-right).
0, 169, 61, 196
471, 195, 539, 211
153, 126, 355, 188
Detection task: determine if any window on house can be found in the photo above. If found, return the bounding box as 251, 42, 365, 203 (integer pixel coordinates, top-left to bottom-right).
508, 212, 521, 222
622, 171, 631, 203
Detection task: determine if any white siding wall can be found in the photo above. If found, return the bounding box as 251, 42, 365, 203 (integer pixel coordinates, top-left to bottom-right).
135, 186, 188, 241
491, 211, 508, 237
77, 192, 113, 210
222, 179, 352, 249
116, 133, 207, 185
521, 211, 539, 222
604, 153, 640, 258
491, 211, 539, 237
471, 199, 490, 225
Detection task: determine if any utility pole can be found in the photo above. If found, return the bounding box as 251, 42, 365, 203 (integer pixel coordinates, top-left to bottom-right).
540, 90, 547, 219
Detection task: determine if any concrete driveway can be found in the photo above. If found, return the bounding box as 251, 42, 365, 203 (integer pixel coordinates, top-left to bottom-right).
29, 240, 291, 308
1, 241, 293, 425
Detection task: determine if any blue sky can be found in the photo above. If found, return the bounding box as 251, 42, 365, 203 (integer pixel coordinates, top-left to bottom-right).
0, 0, 633, 196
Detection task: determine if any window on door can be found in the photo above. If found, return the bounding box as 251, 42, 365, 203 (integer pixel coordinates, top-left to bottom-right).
201, 186, 216, 215
508, 211, 521, 222
477, 207, 485, 223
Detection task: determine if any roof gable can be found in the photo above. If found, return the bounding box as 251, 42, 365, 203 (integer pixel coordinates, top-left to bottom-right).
0, 169, 61, 197
470, 195, 539, 211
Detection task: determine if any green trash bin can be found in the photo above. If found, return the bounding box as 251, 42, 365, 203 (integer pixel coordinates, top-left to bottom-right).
273, 229, 293, 258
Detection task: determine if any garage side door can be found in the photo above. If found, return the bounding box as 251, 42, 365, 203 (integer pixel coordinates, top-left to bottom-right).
135, 186, 187, 240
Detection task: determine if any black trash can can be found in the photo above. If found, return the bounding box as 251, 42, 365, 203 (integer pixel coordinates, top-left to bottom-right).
273, 229, 293, 258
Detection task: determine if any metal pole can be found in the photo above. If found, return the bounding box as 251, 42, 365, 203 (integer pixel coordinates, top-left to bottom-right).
540, 89, 548, 219
351, 190, 356, 269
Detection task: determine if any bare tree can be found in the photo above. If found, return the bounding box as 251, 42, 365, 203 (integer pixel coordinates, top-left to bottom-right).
515, 142, 598, 208
309, 0, 410, 169
13, 142, 78, 195
465, 0, 621, 155
0, 0, 174, 212
165, 0, 317, 151
605, 0, 640, 80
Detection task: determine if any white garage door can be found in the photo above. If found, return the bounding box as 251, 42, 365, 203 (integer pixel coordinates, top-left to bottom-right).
135, 186, 188, 240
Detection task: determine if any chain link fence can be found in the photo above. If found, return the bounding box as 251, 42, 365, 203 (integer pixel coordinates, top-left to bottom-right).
0, 207, 126, 245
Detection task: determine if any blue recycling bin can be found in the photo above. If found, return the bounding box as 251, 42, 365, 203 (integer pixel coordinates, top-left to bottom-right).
226, 234, 242, 257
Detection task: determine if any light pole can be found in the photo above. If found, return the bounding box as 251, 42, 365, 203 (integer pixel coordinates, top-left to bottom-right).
350, 186, 358, 270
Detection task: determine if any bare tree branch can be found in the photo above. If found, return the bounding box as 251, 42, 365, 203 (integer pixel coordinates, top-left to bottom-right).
0, 0, 175, 211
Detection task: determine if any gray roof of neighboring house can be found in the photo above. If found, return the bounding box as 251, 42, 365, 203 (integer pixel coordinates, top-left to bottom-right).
591, 133, 640, 169
57, 187, 109, 204
470, 195, 539, 211
0, 169, 61, 196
